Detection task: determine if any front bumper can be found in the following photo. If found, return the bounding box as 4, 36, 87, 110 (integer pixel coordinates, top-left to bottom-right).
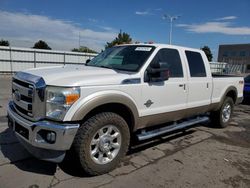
7, 101, 80, 162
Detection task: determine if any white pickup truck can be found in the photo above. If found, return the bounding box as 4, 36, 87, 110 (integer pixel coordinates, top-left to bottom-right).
7, 44, 243, 175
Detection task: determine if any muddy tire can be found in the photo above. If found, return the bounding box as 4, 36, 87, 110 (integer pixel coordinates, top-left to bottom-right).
210, 97, 234, 128
73, 112, 130, 175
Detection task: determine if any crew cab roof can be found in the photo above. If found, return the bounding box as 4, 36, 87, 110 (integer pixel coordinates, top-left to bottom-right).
116, 43, 203, 53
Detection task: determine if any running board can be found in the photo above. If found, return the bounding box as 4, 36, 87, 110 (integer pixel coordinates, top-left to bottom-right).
137, 116, 209, 141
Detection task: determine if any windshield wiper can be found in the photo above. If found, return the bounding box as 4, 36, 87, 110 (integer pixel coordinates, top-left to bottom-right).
85, 64, 129, 72
86, 64, 114, 70
98, 65, 114, 70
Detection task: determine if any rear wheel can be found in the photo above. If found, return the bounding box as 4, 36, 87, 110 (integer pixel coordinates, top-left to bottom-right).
73, 112, 130, 175
210, 97, 234, 128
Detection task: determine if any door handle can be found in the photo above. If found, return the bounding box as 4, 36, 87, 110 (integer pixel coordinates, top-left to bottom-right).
179, 84, 186, 90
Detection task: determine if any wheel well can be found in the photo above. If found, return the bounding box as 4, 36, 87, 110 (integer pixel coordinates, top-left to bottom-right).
226, 90, 237, 103
82, 103, 135, 133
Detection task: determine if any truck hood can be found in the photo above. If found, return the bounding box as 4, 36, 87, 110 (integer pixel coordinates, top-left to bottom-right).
24, 65, 135, 87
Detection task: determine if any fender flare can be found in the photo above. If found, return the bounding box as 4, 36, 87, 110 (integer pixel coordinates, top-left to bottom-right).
214, 86, 238, 111
71, 93, 139, 128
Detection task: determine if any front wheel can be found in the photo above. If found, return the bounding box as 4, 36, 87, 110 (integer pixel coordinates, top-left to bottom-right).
210, 97, 234, 128
73, 112, 130, 175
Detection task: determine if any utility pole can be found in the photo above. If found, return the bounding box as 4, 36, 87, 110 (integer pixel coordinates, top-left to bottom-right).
163, 14, 180, 45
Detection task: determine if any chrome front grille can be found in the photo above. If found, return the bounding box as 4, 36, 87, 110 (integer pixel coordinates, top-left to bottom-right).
12, 72, 46, 121
12, 78, 34, 117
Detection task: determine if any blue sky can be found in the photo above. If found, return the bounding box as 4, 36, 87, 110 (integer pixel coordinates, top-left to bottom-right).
0, 0, 250, 59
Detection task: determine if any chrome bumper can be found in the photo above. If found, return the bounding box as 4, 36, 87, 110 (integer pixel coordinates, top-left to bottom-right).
7, 101, 80, 162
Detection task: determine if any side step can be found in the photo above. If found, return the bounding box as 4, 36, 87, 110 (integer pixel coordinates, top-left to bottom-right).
137, 116, 209, 141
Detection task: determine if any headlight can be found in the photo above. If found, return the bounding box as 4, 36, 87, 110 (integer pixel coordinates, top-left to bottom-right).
46, 86, 80, 121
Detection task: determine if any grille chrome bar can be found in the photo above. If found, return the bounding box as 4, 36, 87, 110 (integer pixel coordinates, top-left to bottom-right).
12, 82, 33, 97
12, 72, 46, 121
12, 78, 34, 118
13, 97, 32, 112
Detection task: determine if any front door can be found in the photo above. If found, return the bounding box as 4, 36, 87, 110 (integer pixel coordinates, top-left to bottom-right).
140, 48, 188, 127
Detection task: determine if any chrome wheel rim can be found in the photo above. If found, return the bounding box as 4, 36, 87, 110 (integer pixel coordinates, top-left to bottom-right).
90, 125, 121, 165
222, 103, 231, 123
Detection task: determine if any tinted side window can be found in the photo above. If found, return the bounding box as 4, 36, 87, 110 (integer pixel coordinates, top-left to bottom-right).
150, 48, 183, 77
185, 51, 206, 77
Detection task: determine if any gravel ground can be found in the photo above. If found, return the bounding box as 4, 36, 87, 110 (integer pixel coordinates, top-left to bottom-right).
0, 75, 250, 188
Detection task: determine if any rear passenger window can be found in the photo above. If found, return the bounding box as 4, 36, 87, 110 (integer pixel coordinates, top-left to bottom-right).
150, 48, 183, 77
185, 51, 207, 77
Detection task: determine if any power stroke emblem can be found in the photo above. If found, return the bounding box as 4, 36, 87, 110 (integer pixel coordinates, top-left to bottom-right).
144, 100, 154, 108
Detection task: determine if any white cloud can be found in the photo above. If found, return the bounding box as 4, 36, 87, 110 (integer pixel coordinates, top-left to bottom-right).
135, 8, 162, 16
88, 18, 98, 23
99, 26, 115, 31
215, 16, 237, 21
135, 11, 151, 16
155, 8, 162, 11
0, 11, 117, 51
177, 21, 250, 35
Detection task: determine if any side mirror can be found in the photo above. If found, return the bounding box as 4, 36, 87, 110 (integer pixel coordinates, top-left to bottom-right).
86, 59, 91, 64
145, 62, 170, 82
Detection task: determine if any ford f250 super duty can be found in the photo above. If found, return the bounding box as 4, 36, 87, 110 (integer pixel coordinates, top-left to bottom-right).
7, 44, 244, 175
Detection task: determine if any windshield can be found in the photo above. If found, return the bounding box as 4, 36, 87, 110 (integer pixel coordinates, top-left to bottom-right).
244, 75, 250, 83
87, 45, 155, 72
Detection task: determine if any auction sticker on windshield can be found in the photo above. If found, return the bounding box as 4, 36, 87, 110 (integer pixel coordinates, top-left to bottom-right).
135, 47, 152, 51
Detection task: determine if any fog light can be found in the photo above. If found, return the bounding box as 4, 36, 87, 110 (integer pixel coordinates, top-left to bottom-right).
46, 132, 56, 143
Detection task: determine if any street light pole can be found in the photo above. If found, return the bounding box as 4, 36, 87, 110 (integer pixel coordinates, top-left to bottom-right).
163, 14, 180, 45
78, 31, 81, 49
169, 17, 173, 45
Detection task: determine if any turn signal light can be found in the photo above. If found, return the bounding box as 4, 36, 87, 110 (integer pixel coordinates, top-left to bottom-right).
65, 93, 80, 105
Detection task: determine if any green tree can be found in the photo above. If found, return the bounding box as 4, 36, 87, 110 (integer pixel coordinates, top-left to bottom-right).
201, 46, 213, 62
105, 30, 132, 49
0, 39, 10, 46
72, 46, 97, 53
33, 40, 51, 50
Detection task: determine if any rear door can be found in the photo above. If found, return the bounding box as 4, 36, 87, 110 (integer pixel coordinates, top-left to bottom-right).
185, 50, 212, 110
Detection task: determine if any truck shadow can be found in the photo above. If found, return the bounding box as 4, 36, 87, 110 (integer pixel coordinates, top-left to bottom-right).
128, 129, 196, 155
242, 99, 250, 105
0, 127, 58, 175
11, 158, 57, 176
0, 125, 197, 177
58, 128, 196, 177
